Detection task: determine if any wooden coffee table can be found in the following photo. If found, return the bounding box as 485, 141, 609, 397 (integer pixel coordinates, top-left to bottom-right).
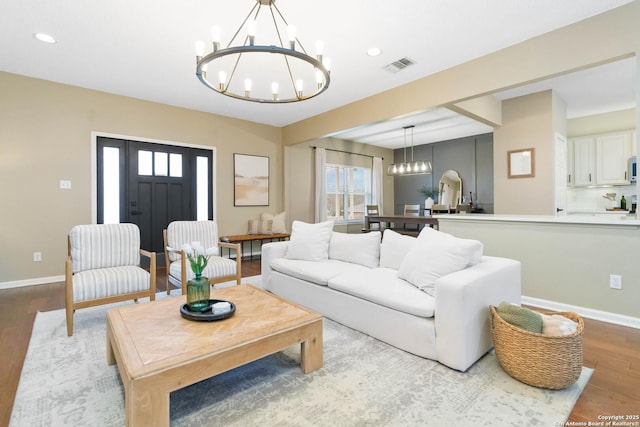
106, 284, 323, 427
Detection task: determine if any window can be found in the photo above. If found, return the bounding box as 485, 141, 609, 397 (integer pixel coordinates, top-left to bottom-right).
326, 164, 371, 222
102, 146, 120, 224
137, 150, 183, 177
196, 156, 209, 221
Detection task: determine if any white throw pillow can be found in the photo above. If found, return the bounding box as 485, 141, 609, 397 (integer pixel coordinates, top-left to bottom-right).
398, 229, 483, 294
285, 220, 334, 261
379, 229, 417, 270
247, 219, 273, 235
329, 231, 381, 268
261, 211, 287, 234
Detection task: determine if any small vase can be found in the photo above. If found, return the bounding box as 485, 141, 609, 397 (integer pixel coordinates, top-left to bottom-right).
424, 197, 434, 210
186, 274, 210, 311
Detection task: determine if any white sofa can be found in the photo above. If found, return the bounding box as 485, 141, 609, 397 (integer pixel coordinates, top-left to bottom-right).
261, 221, 521, 371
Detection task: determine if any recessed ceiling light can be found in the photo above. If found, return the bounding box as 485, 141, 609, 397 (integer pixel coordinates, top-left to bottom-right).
367, 47, 382, 57
34, 33, 56, 44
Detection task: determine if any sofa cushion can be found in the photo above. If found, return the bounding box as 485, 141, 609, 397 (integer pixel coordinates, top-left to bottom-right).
329, 231, 381, 268
270, 258, 369, 286
285, 220, 334, 261
70, 223, 141, 272
398, 228, 483, 295
72, 266, 150, 302
328, 268, 435, 318
379, 229, 417, 270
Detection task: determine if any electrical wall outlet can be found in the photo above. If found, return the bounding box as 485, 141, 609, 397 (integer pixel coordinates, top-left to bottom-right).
33, 252, 42, 262
609, 274, 622, 290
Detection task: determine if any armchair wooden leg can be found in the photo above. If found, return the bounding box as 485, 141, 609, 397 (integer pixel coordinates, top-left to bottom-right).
66, 305, 74, 337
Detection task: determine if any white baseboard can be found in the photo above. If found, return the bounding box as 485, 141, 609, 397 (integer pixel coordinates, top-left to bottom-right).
522, 295, 640, 330
0, 275, 65, 290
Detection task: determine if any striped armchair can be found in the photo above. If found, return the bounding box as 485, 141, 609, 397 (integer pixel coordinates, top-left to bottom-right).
65, 223, 156, 336
164, 220, 241, 294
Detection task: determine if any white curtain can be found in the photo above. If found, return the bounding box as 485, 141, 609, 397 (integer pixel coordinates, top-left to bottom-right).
372, 156, 384, 214
314, 147, 327, 222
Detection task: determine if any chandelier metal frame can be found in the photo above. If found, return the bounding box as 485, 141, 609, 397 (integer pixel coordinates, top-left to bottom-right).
195, 0, 331, 104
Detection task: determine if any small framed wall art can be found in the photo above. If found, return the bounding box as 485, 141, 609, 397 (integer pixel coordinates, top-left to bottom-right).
234, 153, 269, 206
507, 148, 535, 178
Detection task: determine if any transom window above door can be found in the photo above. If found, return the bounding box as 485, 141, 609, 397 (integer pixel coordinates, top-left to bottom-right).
137, 150, 183, 177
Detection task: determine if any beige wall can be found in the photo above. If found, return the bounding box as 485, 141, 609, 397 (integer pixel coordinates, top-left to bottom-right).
493, 91, 557, 214
284, 138, 393, 232
0, 72, 281, 283
438, 218, 640, 320
568, 108, 637, 137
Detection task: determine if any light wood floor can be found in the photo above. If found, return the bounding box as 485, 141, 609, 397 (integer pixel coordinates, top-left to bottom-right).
1, 259, 638, 425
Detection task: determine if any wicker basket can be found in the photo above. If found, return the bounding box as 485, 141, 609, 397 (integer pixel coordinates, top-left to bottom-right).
490, 305, 584, 389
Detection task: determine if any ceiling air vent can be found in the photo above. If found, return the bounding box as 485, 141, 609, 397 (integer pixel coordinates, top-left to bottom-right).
383, 57, 415, 73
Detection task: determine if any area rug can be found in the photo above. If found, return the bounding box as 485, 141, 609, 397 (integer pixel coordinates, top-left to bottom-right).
11, 275, 592, 426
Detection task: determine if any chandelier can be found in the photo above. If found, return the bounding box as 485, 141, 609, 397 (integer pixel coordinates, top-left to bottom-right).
195, 0, 331, 103
387, 125, 433, 176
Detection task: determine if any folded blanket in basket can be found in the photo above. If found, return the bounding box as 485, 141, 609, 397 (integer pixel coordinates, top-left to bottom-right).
540, 313, 578, 336
496, 302, 543, 333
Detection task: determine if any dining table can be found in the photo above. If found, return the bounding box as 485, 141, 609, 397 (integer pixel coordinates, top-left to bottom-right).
363, 214, 439, 232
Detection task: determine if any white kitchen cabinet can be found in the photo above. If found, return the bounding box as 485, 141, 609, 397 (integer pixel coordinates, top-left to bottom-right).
567, 138, 575, 186
572, 136, 596, 186
569, 130, 634, 186
596, 131, 632, 185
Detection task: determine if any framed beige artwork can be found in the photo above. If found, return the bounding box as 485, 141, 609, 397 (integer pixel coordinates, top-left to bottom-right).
507, 148, 535, 178
234, 154, 269, 206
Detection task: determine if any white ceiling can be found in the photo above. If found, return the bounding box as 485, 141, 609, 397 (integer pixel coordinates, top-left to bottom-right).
0, 0, 635, 148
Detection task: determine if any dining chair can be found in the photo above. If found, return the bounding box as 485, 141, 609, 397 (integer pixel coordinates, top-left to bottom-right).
365, 205, 381, 231
65, 223, 156, 336
403, 204, 421, 231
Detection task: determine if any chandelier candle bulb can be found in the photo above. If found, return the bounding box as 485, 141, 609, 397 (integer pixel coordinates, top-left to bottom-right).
211, 26, 221, 51
288, 25, 296, 50
296, 79, 303, 97
195, 40, 205, 61
247, 20, 256, 45
218, 71, 227, 90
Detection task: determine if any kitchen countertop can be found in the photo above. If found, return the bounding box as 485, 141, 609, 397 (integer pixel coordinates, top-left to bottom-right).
434, 213, 640, 226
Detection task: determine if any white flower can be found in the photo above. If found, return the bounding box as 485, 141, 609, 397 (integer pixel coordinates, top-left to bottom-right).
191, 241, 204, 254
182, 243, 193, 255
182, 241, 217, 275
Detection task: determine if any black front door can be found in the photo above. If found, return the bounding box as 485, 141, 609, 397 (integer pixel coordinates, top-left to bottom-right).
127, 141, 194, 254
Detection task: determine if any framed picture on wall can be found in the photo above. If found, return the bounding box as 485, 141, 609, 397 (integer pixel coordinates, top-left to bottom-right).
234, 154, 269, 206
507, 148, 535, 178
